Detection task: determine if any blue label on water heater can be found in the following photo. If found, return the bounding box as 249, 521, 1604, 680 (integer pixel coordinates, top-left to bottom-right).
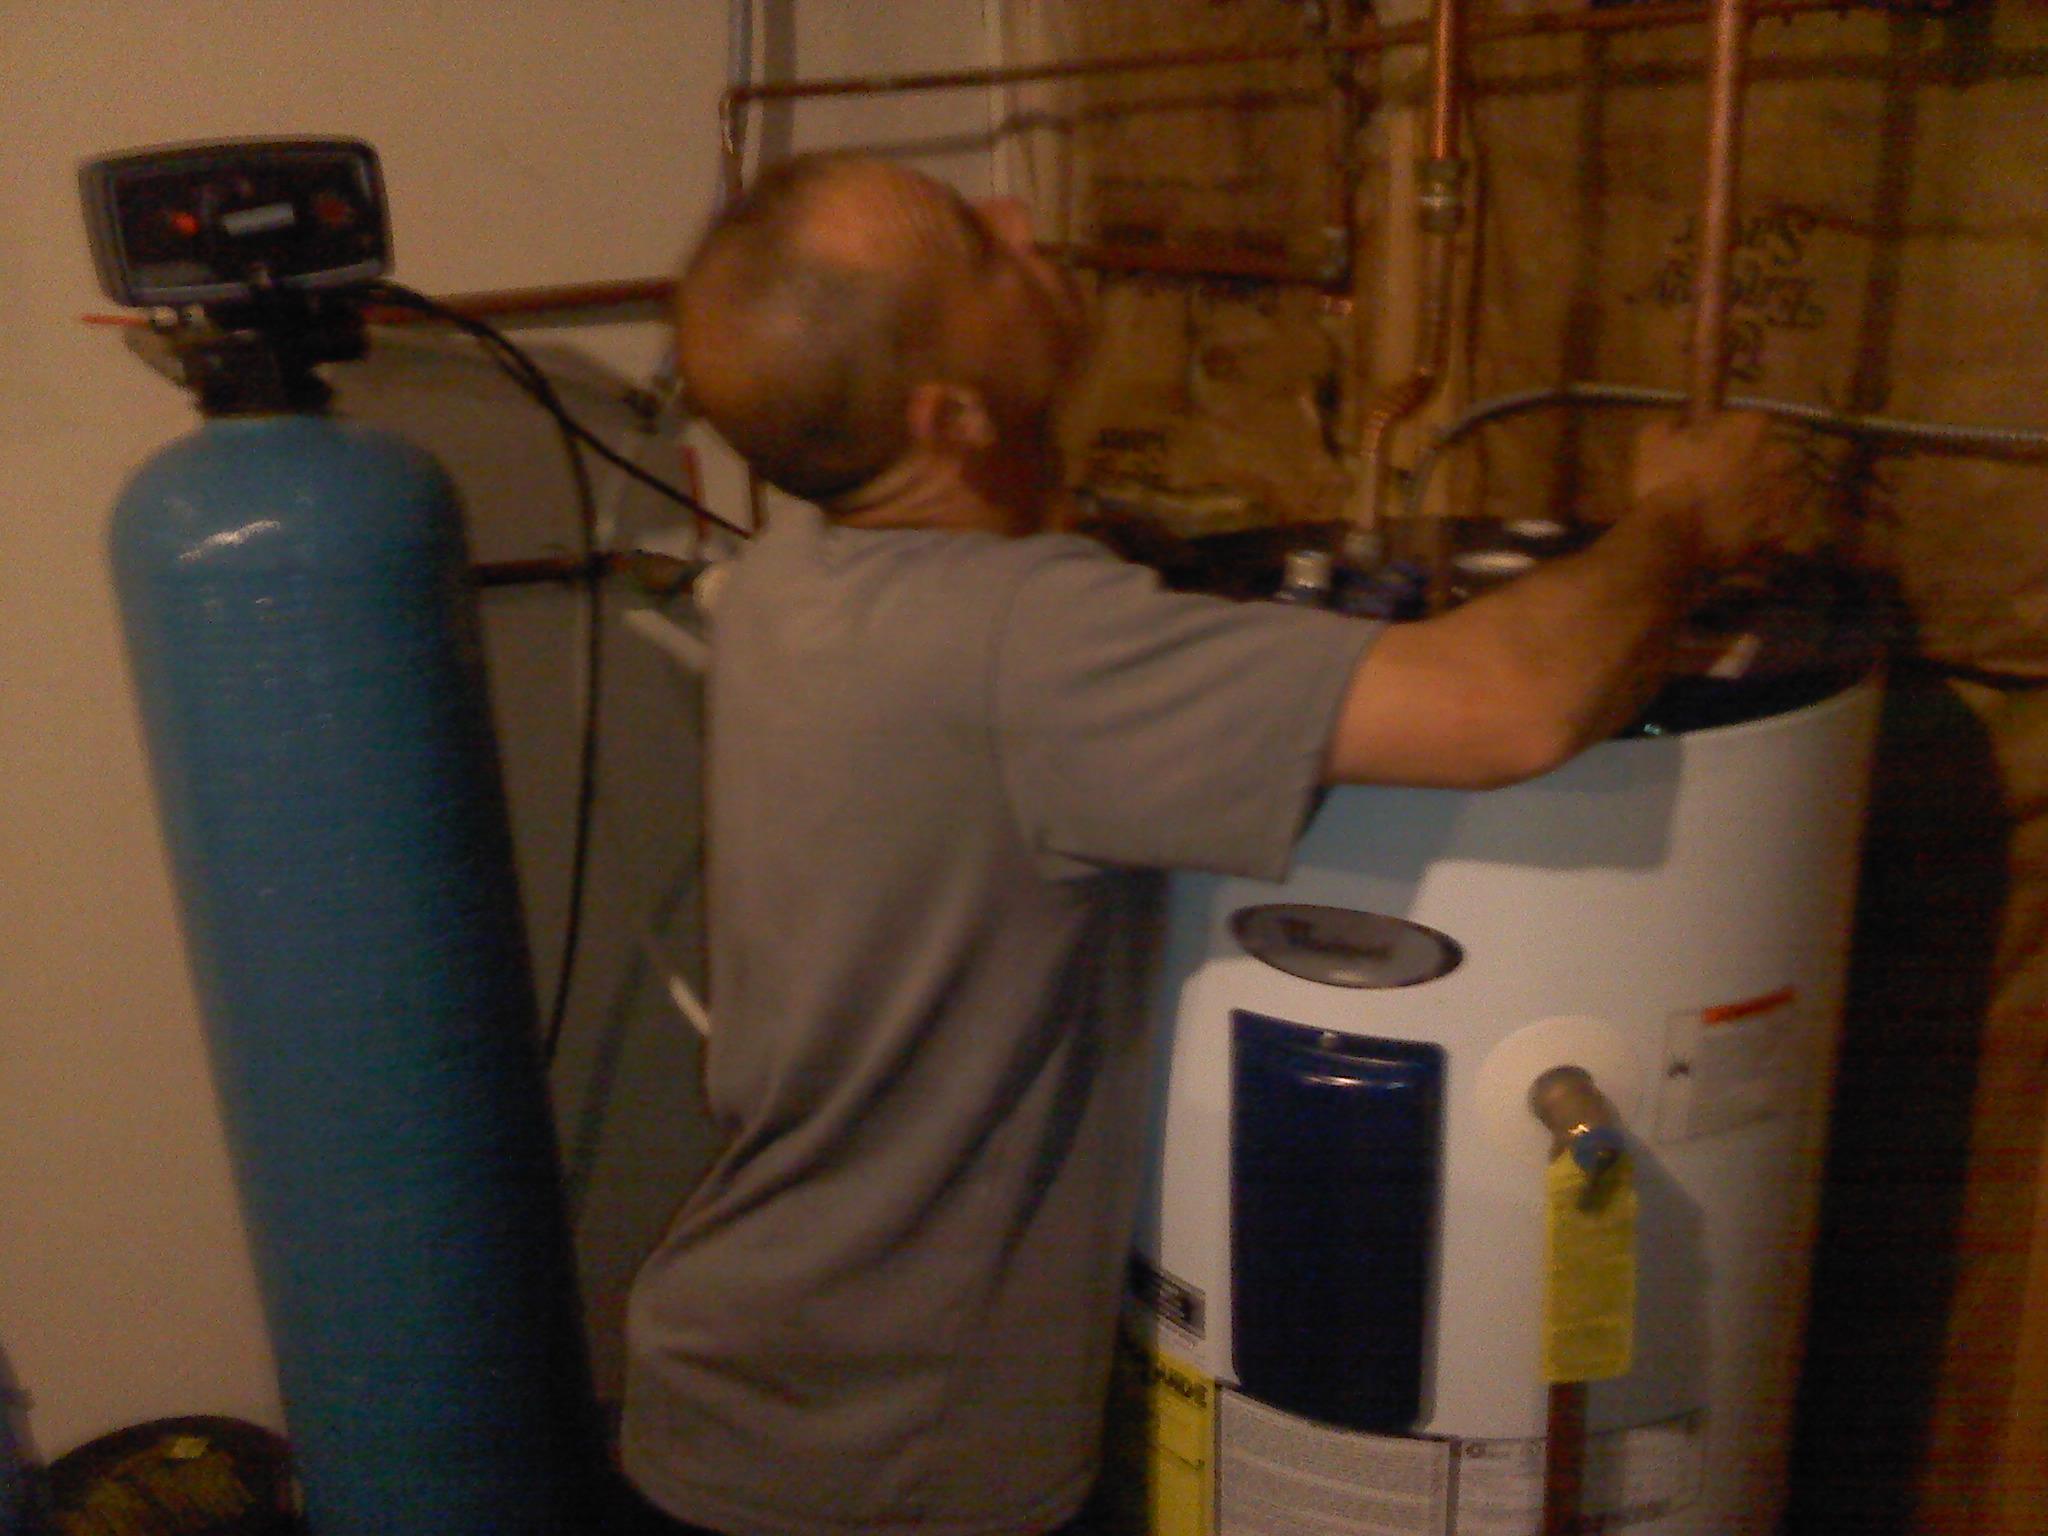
1230, 1011, 1445, 1433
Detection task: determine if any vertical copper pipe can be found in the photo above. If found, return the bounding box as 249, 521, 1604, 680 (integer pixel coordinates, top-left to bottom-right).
1429, 0, 1465, 160
1324, 32, 1364, 288
1344, 0, 1467, 562
1544, 1380, 1589, 1535
1688, 0, 1751, 422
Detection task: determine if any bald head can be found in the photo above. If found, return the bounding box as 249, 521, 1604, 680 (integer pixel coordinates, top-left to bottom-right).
675, 155, 983, 504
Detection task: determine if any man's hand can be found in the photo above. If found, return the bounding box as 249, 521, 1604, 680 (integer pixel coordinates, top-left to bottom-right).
1629, 411, 1809, 572
1322, 408, 1815, 790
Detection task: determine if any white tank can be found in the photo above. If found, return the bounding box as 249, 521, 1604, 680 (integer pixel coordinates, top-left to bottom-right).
1128, 675, 1880, 1536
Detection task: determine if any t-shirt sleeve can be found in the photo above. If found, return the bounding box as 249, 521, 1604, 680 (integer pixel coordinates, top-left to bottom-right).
990, 539, 1381, 882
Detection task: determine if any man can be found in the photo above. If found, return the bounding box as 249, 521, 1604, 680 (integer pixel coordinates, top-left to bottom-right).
620, 152, 1800, 1536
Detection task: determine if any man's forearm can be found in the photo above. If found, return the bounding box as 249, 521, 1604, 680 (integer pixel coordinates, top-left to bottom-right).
1478, 495, 1706, 757
1321, 498, 1707, 789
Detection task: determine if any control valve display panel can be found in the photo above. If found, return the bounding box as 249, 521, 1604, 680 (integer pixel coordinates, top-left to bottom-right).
81, 137, 388, 307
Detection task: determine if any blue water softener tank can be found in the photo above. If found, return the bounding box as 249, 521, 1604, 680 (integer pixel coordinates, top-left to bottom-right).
111, 411, 595, 1533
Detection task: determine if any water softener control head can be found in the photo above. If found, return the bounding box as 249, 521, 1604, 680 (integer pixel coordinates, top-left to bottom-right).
80, 137, 389, 308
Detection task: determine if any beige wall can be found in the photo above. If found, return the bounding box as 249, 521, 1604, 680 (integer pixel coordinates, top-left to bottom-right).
0, 0, 994, 1462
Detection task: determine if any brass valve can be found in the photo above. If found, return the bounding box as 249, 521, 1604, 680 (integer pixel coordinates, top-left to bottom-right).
1528, 1065, 1626, 1180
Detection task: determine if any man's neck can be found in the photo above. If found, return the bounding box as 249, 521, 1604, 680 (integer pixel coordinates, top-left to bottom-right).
827, 453, 1053, 537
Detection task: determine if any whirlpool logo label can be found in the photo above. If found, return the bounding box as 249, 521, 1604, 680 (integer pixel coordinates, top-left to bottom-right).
1231, 903, 1464, 989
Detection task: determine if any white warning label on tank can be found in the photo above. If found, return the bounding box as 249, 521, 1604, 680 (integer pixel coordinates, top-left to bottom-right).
1217, 1391, 1450, 1535
1653, 988, 1800, 1143
1449, 1412, 1705, 1534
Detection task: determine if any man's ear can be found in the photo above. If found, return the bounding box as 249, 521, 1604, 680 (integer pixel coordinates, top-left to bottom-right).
906, 380, 996, 456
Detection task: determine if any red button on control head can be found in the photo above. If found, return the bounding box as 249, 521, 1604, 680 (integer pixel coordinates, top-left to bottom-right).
312, 191, 356, 228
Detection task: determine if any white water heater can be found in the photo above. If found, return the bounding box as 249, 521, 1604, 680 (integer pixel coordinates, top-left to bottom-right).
1128, 674, 1879, 1536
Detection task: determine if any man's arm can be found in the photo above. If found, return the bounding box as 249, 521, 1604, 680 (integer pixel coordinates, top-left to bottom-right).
1322, 412, 1800, 790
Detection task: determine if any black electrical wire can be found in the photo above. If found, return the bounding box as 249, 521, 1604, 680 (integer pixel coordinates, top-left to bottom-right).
364, 281, 622, 1064
366, 282, 753, 540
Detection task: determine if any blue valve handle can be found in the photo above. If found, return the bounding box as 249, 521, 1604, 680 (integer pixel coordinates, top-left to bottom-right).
1567, 1123, 1627, 1176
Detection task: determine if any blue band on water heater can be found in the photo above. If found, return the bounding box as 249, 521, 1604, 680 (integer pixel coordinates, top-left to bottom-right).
1230, 1010, 1444, 1433
111, 414, 594, 1534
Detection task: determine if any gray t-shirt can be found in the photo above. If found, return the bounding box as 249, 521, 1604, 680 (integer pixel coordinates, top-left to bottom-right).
622, 505, 1376, 1536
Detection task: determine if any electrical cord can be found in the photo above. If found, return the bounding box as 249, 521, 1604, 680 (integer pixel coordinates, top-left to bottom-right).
363, 281, 633, 1064
366, 282, 752, 541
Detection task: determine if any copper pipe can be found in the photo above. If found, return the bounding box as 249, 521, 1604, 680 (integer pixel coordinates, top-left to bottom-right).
1053, 240, 1335, 286
473, 549, 704, 592
380, 278, 674, 323
729, 40, 1319, 108
79, 1, 1861, 336
1690, 0, 1753, 421
723, 1, 1864, 113
1322, 18, 1367, 291
1543, 1380, 1589, 1535
1471, 0, 1840, 49
473, 553, 610, 588
1429, 0, 1466, 159
77, 240, 1345, 339
1344, 0, 1468, 560
84, 278, 678, 333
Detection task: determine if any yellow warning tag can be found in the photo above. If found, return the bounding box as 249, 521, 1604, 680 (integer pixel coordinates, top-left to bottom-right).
1112, 1328, 1215, 1536
1543, 1150, 1637, 1383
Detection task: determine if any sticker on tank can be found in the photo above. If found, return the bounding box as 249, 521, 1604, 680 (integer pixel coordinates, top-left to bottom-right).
1654, 988, 1801, 1143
